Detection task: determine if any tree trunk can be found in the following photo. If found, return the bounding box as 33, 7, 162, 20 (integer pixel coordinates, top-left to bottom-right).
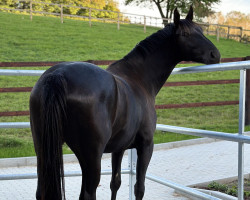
153, 0, 168, 25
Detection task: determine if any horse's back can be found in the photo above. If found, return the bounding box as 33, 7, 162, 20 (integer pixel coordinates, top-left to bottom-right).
31, 62, 117, 145
42, 62, 114, 93
32, 62, 115, 101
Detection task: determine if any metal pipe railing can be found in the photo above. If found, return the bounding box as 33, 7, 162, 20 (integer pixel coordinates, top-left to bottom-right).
145, 173, 220, 200
156, 124, 250, 144
1, 61, 250, 199
0, 169, 131, 181
0, 61, 250, 76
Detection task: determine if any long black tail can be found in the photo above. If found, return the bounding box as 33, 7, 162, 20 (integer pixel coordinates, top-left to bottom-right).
39, 73, 67, 200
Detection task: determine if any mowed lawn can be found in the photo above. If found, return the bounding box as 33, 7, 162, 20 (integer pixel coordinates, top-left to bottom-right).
0, 11, 250, 158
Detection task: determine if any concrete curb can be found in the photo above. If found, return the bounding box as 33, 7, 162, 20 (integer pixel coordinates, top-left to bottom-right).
0, 137, 219, 168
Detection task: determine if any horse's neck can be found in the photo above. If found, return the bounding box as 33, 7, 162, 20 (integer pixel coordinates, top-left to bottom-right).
108, 41, 179, 97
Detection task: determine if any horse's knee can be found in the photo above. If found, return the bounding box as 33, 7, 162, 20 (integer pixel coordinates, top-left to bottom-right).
134, 183, 145, 199
110, 174, 121, 191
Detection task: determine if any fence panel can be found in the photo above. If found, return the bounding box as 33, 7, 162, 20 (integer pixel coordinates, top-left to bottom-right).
1, 61, 250, 199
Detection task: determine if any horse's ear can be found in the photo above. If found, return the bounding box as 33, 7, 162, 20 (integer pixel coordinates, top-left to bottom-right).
174, 8, 180, 27
186, 6, 193, 21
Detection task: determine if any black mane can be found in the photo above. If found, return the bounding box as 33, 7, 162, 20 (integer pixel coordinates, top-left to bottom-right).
124, 24, 176, 59
124, 20, 199, 60
178, 19, 202, 34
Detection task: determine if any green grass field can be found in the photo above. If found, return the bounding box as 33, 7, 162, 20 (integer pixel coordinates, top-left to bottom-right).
0, 11, 250, 158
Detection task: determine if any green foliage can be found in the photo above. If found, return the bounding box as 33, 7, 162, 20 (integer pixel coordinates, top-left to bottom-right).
207, 181, 250, 198
125, 0, 221, 21
227, 186, 237, 197
0, 0, 120, 20
208, 181, 228, 193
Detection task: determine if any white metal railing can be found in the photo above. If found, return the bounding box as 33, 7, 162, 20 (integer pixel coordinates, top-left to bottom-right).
1, 60, 250, 200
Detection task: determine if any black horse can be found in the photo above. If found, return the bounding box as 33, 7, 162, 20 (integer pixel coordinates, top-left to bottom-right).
30, 6, 220, 200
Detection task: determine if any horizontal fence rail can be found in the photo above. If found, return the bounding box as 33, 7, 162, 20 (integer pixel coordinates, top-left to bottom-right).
0, 169, 131, 181
0, 61, 250, 76
0, 61, 249, 76
0, 79, 240, 93
0, 100, 240, 117
145, 173, 220, 200
0, 57, 249, 67
0, 79, 241, 116
156, 124, 250, 144
172, 61, 250, 75
2, 121, 250, 143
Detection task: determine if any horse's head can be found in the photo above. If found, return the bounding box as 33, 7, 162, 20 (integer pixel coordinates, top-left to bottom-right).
174, 6, 220, 64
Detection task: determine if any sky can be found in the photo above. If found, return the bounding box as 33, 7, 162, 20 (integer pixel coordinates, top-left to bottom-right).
118, 0, 250, 18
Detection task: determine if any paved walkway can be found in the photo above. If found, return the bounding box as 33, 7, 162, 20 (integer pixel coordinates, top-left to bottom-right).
1, 139, 250, 200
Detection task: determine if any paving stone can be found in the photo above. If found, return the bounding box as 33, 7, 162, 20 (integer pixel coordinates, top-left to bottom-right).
1, 140, 250, 199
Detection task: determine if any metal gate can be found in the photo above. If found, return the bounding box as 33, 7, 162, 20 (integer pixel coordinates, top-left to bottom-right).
1, 61, 250, 200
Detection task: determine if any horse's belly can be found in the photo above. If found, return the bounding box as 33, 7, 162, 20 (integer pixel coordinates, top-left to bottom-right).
104, 130, 136, 153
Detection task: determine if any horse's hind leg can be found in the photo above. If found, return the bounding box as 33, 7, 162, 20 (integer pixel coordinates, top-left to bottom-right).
82, 158, 101, 200
67, 138, 103, 200
110, 151, 125, 200
70, 147, 102, 200
135, 139, 154, 200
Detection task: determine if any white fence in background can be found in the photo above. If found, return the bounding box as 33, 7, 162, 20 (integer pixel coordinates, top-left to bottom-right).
0, 0, 170, 32
1, 0, 250, 42
1, 61, 250, 199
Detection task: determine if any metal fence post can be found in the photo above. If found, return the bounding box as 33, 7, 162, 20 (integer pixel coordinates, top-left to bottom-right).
238, 69, 246, 200
245, 70, 250, 125
144, 16, 146, 33
245, 57, 250, 125
128, 149, 137, 200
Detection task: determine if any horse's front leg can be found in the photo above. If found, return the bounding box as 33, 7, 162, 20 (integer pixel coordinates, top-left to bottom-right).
110, 151, 125, 200
135, 139, 154, 200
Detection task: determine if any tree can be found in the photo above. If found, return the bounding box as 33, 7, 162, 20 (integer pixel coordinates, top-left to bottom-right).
225, 11, 248, 27
206, 11, 225, 24
125, 0, 221, 23
206, 11, 250, 30
1, 0, 121, 20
